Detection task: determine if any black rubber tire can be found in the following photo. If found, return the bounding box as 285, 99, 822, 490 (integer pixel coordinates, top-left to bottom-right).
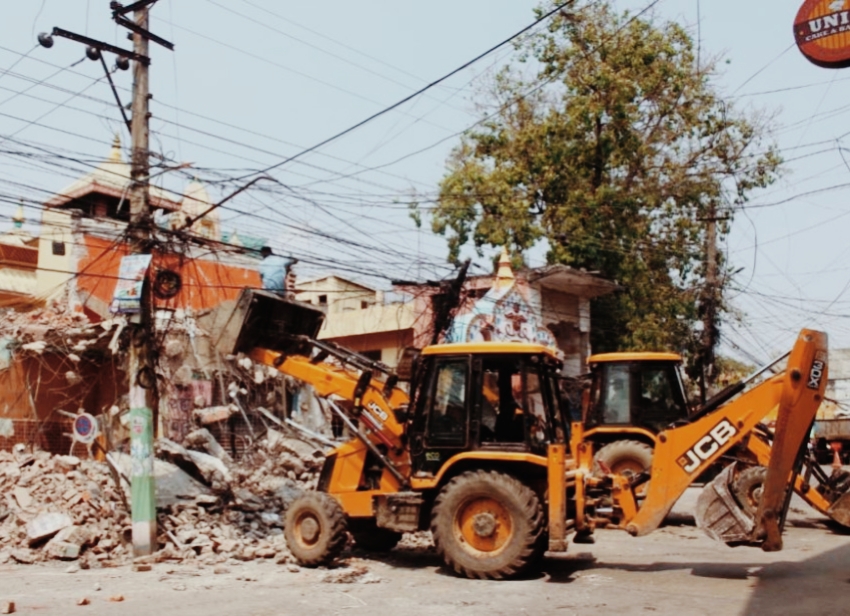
592, 440, 653, 478
732, 466, 767, 517
431, 470, 544, 580
350, 521, 402, 552
284, 492, 348, 567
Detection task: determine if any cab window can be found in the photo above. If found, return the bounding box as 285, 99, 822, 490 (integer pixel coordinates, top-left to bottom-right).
426, 359, 468, 446
595, 363, 631, 424
635, 363, 688, 430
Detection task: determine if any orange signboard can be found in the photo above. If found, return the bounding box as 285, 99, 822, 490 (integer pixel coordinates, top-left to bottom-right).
795, 0, 850, 68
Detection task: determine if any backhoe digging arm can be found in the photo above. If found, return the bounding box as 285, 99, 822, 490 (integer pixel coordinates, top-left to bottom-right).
618, 329, 827, 547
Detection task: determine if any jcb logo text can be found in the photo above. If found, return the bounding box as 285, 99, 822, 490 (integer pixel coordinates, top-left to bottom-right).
677, 419, 738, 474
808, 356, 826, 390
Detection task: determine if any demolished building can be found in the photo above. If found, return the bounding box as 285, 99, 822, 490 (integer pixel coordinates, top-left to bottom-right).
0, 137, 300, 457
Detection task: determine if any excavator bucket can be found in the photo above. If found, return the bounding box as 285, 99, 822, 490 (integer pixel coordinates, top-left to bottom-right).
215, 288, 325, 356
823, 468, 850, 526
695, 464, 756, 544
828, 492, 850, 526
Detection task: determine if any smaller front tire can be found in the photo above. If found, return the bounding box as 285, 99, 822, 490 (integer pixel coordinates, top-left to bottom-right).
284, 492, 348, 567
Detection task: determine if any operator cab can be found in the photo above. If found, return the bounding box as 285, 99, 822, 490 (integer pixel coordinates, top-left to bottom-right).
407, 342, 566, 476
586, 353, 690, 433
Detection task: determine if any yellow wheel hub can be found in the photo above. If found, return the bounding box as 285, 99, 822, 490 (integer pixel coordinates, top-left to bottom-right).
455, 497, 513, 554
294, 512, 320, 547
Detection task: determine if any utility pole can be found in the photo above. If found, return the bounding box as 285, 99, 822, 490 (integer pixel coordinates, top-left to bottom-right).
699, 206, 721, 404
39, 0, 172, 559
126, 1, 156, 559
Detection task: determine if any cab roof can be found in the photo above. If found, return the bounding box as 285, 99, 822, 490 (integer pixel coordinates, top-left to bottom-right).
588, 352, 681, 363
422, 342, 562, 361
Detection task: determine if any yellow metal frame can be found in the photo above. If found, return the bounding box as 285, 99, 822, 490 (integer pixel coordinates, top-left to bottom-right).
422, 341, 561, 361
588, 352, 681, 363
410, 451, 549, 491
582, 425, 658, 445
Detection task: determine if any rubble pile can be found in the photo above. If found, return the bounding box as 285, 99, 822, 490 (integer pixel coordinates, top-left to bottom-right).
0, 427, 329, 568
0, 298, 110, 349
0, 448, 129, 567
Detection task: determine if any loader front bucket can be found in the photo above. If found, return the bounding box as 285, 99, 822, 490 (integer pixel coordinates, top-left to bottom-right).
214, 288, 325, 357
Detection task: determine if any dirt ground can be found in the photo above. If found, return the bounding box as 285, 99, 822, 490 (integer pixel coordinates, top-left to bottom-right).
2, 489, 849, 616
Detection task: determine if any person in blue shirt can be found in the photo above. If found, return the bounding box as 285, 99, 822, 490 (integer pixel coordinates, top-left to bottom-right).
259, 246, 297, 297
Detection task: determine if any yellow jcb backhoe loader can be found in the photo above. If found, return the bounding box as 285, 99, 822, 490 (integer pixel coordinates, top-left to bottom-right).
579, 350, 850, 529
216, 289, 848, 579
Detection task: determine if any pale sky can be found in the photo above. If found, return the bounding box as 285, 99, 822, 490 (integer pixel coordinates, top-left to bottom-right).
0, 1, 847, 363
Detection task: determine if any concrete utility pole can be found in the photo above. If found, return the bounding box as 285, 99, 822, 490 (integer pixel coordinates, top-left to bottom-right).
700, 207, 719, 404
39, 0, 172, 560
126, 2, 156, 558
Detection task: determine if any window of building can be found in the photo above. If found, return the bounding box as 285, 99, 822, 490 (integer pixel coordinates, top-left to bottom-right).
52, 241, 66, 256
318, 294, 327, 305
361, 300, 369, 309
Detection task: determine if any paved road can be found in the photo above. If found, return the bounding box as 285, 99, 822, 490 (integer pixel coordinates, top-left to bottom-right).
2, 489, 849, 616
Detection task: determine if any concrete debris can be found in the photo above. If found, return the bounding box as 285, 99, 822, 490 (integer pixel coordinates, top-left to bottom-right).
26, 512, 73, 544
1, 601, 14, 614
20, 341, 46, 354
320, 565, 382, 584
0, 298, 106, 350
192, 406, 237, 426
0, 424, 323, 567
77, 597, 90, 606
45, 540, 80, 561
10, 550, 35, 565
109, 595, 124, 602
156, 439, 233, 490
13, 487, 33, 510
183, 429, 233, 465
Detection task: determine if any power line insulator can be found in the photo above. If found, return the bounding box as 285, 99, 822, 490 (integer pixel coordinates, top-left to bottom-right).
37, 33, 54, 48
115, 56, 130, 71
86, 46, 101, 61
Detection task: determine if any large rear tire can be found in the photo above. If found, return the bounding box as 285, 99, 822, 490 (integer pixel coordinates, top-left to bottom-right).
592, 439, 653, 478
431, 470, 544, 580
593, 439, 653, 499
284, 492, 348, 567
731, 465, 767, 517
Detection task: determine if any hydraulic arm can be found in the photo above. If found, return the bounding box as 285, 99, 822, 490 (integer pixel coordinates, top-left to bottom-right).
597, 329, 828, 549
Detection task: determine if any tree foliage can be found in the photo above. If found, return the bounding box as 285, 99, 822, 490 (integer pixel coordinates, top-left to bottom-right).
428, 1, 781, 354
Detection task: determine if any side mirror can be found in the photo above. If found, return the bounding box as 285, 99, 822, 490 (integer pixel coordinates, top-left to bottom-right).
395, 347, 421, 382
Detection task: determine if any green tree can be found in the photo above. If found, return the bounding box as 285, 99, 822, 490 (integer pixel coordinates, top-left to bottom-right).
428, 1, 781, 361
